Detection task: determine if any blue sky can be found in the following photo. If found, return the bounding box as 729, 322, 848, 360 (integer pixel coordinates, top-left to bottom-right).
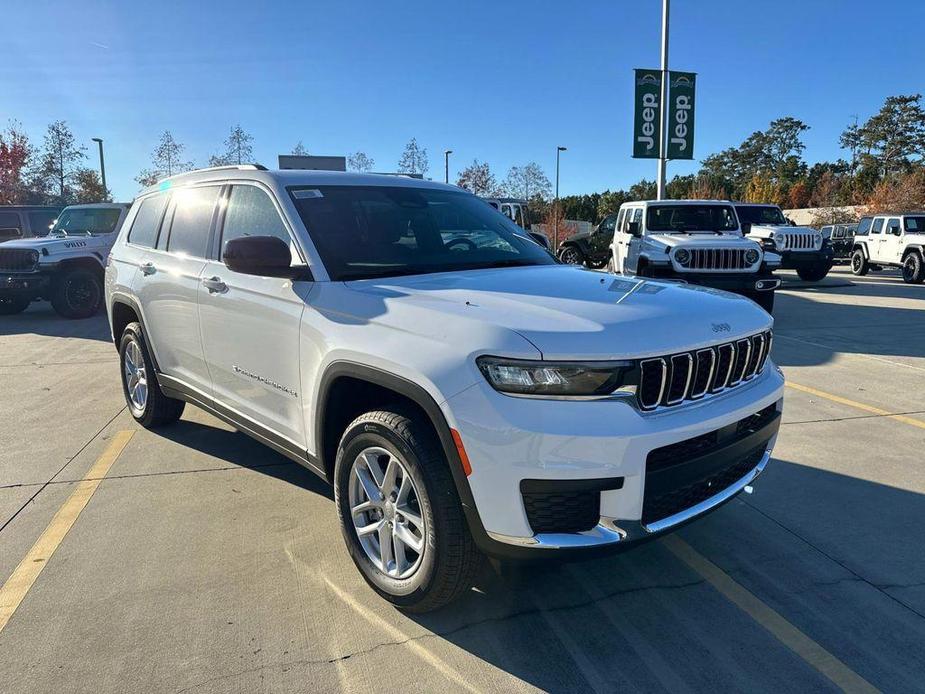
4, 1, 923, 201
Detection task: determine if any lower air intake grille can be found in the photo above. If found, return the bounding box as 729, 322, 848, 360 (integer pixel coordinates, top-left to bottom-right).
522, 489, 601, 534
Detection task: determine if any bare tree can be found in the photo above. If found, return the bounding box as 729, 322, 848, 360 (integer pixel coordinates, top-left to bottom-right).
292, 141, 308, 156
37, 120, 86, 204
348, 151, 375, 172
455, 160, 499, 197
503, 162, 552, 201
136, 131, 193, 186
209, 124, 254, 166
73, 168, 110, 203
398, 137, 429, 175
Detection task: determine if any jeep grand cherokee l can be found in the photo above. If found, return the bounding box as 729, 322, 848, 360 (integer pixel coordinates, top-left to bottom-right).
106, 166, 784, 611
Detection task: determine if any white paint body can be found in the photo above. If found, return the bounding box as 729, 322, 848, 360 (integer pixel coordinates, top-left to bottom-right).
106, 170, 783, 547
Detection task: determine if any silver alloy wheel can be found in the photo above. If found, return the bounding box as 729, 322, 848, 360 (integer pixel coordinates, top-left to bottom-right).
123, 338, 148, 412
348, 446, 426, 579
560, 246, 582, 265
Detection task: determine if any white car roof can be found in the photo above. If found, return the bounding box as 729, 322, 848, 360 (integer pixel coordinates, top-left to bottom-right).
139, 165, 461, 198
621, 199, 735, 207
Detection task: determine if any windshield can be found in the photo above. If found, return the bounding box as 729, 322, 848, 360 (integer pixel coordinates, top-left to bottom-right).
289, 186, 556, 280
734, 205, 788, 226
904, 216, 925, 233
50, 208, 122, 236
646, 204, 738, 232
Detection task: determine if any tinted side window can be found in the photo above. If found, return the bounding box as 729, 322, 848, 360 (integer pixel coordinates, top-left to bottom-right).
633, 208, 643, 224
28, 210, 57, 236
0, 212, 22, 240
128, 194, 168, 248
886, 218, 901, 234
856, 217, 872, 235
871, 218, 884, 234
166, 186, 221, 257
616, 209, 625, 231
600, 215, 617, 233
222, 185, 294, 261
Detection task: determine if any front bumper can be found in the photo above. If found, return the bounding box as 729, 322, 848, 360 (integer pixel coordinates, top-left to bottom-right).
649, 267, 780, 294
443, 364, 785, 558
0, 272, 51, 297
772, 247, 834, 270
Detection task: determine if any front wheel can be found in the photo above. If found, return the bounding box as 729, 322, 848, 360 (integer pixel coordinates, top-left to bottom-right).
557, 245, 584, 266
902, 253, 925, 284
0, 294, 30, 315
796, 262, 832, 282
850, 249, 869, 276
334, 409, 482, 612
751, 291, 775, 314
51, 268, 103, 319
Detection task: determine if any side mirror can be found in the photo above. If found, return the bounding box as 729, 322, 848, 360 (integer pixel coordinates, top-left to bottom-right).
223, 236, 311, 280
741, 222, 752, 235
627, 221, 641, 237
786, 217, 796, 226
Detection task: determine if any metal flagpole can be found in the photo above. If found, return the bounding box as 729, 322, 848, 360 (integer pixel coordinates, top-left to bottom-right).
656, 0, 670, 200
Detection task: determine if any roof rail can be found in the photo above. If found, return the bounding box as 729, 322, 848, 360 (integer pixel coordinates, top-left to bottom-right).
157, 163, 268, 185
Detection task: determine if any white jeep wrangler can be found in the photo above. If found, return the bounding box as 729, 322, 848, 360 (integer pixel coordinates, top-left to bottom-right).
734, 203, 833, 282
608, 200, 781, 313
851, 213, 925, 284
0, 203, 130, 317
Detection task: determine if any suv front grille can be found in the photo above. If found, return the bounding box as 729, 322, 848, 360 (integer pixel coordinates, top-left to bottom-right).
779, 233, 816, 251
637, 331, 772, 411
687, 248, 751, 270
0, 248, 38, 272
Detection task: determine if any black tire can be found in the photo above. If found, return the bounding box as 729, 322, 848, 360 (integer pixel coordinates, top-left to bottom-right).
0, 294, 30, 315
751, 291, 775, 314
51, 267, 103, 319
851, 249, 869, 276
901, 252, 925, 284
557, 245, 585, 266
796, 262, 832, 282
119, 322, 185, 427
334, 408, 482, 612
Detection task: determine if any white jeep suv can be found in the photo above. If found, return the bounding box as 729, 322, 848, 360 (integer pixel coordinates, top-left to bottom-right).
734, 203, 833, 282
106, 166, 784, 611
609, 200, 781, 313
0, 203, 130, 317
851, 213, 925, 283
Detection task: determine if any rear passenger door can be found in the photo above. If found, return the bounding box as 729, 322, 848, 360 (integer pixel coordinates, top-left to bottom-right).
134, 185, 221, 395
881, 218, 904, 265
198, 183, 309, 449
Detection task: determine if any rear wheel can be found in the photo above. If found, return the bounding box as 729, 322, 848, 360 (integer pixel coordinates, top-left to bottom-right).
796, 262, 832, 282
0, 295, 30, 315
557, 245, 584, 266
334, 408, 482, 612
902, 252, 925, 284
51, 267, 102, 319
850, 249, 869, 276
119, 322, 185, 427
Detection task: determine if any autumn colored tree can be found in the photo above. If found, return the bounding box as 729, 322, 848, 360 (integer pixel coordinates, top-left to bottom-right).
866, 170, 925, 214
0, 122, 33, 204
786, 180, 810, 209
743, 174, 783, 205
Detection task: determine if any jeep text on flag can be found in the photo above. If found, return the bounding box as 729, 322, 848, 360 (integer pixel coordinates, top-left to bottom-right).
667, 71, 696, 160
633, 69, 661, 159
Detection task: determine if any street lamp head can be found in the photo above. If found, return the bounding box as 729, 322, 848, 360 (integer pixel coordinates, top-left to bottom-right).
445, 150, 453, 155
92, 137, 103, 143
557, 146, 567, 152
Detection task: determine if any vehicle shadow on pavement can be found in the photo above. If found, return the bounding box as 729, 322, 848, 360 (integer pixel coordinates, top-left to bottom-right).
397, 459, 925, 692
0, 304, 111, 342
154, 418, 334, 500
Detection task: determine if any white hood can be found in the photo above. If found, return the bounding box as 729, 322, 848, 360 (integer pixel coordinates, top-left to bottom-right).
337, 265, 772, 361
0, 234, 110, 257
647, 233, 759, 249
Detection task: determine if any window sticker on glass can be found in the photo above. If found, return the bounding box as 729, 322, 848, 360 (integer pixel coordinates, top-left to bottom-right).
292, 189, 324, 199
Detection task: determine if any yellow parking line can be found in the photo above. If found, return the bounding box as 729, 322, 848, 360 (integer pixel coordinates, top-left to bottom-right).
0, 430, 135, 634
664, 536, 879, 694
786, 381, 925, 430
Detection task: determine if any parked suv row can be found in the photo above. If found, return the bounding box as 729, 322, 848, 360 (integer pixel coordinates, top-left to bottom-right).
107, 166, 783, 611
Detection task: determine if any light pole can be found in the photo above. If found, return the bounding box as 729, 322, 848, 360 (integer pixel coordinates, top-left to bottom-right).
444, 150, 452, 184
91, 138, 107, 199
554, 146, 567, 249
656, 0, 670, 200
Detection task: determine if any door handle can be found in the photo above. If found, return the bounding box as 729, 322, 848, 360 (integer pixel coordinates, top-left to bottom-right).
202, 276, 228, 294
140, 262, 156, 276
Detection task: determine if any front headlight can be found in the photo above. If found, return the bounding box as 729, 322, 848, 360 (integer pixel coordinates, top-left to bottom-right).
29, 250, 40, 264
476, 356, 633, 396
674, 248, 691, 266
745, 248, 760, 265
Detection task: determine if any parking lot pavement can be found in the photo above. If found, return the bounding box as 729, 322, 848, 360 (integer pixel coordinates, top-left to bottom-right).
1, 268, 924, 693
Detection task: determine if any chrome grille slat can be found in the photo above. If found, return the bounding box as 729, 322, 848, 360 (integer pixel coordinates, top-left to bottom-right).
687, 248, 750, 271
637, 330, 772, 411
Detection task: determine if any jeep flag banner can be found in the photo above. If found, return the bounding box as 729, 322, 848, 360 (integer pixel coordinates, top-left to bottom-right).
632, 69, 662, 159
667, 71, 696, 160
